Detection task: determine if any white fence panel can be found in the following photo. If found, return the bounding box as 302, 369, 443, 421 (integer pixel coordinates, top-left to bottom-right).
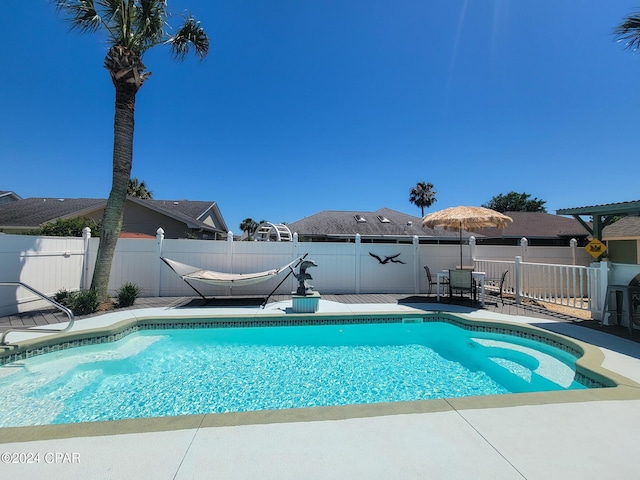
418, 245, 463, 293
0, 235, 85, 315
300, 242, 356, 294
524, 246, 592, 266
359, 244, 415, 293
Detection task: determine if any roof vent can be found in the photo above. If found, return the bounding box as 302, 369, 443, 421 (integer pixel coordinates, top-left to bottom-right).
407, 221, 413, 226
173, 202, 179, 205
354, 215, 367, 223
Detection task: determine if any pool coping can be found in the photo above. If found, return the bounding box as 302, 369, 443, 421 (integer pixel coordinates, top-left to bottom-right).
1, 303, 640, 444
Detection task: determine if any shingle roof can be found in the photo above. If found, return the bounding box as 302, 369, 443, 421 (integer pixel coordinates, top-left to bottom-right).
602, 216, 640, 239
137, 199, 226, 231
0, 197, 225, 233
473, 211, 589, 239
147, 199, 217, 221
288, 208, 472, 239
0, 198, 105, 227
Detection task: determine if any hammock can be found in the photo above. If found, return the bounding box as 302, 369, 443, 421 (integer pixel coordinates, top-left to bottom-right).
161, 256, 304, 287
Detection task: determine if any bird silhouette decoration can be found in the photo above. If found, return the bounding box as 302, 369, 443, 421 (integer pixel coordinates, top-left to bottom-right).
369, 252, 405, 264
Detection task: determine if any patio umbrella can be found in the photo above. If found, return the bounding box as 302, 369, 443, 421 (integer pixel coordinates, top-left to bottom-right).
422, 206, 513, 268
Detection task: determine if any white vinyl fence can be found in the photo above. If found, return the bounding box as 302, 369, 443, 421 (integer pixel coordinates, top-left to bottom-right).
2, 229, 636, 321
474, 258, 607, 317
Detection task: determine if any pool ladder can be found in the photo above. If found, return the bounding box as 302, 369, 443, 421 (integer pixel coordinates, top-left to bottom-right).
0, 281, 75, 345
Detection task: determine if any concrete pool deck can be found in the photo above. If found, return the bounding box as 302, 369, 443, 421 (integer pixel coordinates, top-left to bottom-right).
1, 298, 639, 479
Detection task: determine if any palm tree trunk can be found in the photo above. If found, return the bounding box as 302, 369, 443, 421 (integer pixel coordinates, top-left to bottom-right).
91, 82, 137, 304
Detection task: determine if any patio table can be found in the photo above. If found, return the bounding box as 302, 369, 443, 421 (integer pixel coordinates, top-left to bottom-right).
437, 270, 486, 307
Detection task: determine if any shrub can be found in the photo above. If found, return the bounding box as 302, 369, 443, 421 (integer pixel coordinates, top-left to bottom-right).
37, 217, 102, 237
116, 282, 141, 308
53, 288, 72, 306
66, 289, 100, 316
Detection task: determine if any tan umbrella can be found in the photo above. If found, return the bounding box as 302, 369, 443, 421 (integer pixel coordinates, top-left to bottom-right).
422, 206, 513, 267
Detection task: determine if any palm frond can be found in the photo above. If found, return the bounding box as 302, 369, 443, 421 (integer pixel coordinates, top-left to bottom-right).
56, 1, 209, 61
133, 0, 167, 48
614, 13, 640, 51
55, 0, 104, 33
167, 15, 209, 61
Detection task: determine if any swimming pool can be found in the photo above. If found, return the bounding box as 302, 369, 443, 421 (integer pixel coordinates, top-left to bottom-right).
0, 316, 596, 428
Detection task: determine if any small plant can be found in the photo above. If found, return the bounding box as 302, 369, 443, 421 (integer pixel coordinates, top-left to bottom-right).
116, 282, 141, 308
53, 288, 72, 306
66, 289, 100, 316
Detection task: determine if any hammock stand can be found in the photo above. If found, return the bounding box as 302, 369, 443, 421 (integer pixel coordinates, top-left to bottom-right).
160, 254, 307, 307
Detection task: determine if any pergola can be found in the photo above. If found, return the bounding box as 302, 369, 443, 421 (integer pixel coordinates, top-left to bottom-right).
557, 200, 640, 240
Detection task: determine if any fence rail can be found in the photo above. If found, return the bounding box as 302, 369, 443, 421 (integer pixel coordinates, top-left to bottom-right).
474, 258, 603, 315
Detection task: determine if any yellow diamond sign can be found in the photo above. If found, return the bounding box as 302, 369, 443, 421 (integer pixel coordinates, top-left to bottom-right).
585, 239, 607, 258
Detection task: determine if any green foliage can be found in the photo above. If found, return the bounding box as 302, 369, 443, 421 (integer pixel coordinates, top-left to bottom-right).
614, 13, 640, 52
116, 282, 142, 308
53, 288, 72, 305
55, 1, 209, 60
240, 218, 259, 240
54, 289, 100, 316
409, 182, 437, 216
128, 178, 153, 199
482, 192, 547, 213
37, 217, 101, 237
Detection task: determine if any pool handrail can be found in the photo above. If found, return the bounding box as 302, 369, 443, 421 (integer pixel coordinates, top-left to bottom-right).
0, 281, 75, 345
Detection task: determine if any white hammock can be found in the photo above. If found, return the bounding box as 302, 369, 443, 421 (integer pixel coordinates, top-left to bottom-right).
161, 256, 303, 287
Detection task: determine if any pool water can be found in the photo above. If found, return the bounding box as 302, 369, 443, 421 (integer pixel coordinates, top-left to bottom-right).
0, 322, 586, 427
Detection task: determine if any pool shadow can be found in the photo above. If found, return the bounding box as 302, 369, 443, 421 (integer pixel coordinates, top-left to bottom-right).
176, 297, 267, 308
397, 295, 484, 309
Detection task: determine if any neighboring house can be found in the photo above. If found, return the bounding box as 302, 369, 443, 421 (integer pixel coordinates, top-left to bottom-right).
602, 216, 640, 264
287, 208, 472, 243
0, 191, 22, 205
0, 196, 228, 240
288, 209, 590, 246
472, 211, 590, 246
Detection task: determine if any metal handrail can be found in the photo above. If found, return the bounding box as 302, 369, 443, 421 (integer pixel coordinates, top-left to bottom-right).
0, 282, 75, 345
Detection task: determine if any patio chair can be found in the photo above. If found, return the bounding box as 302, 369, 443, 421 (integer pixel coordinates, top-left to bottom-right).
424, 265, 447, 296
497, 270, 509, 305
448, 269, 476, 305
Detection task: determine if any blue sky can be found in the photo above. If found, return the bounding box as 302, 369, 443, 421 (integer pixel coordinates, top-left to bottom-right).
2, 1, 639, 233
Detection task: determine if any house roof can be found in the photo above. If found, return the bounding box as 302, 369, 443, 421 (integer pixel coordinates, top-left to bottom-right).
602, 216, 640, 240
0, 197, 227, 234
473, 211, 590, 239
287, 208, 472, 240
0, 198, 105, 228
132, 198, 228, 233
0, 191, 22, 201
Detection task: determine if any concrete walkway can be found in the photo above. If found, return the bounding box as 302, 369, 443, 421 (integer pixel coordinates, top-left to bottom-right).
1, 297, 639, 479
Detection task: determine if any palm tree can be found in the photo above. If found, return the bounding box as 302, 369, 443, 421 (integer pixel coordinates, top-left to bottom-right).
239, 218, 259, 240
127, 178, 153, 199
55, 1, 209, 304
614, 11, 640, 50
409, 182, 437, 217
